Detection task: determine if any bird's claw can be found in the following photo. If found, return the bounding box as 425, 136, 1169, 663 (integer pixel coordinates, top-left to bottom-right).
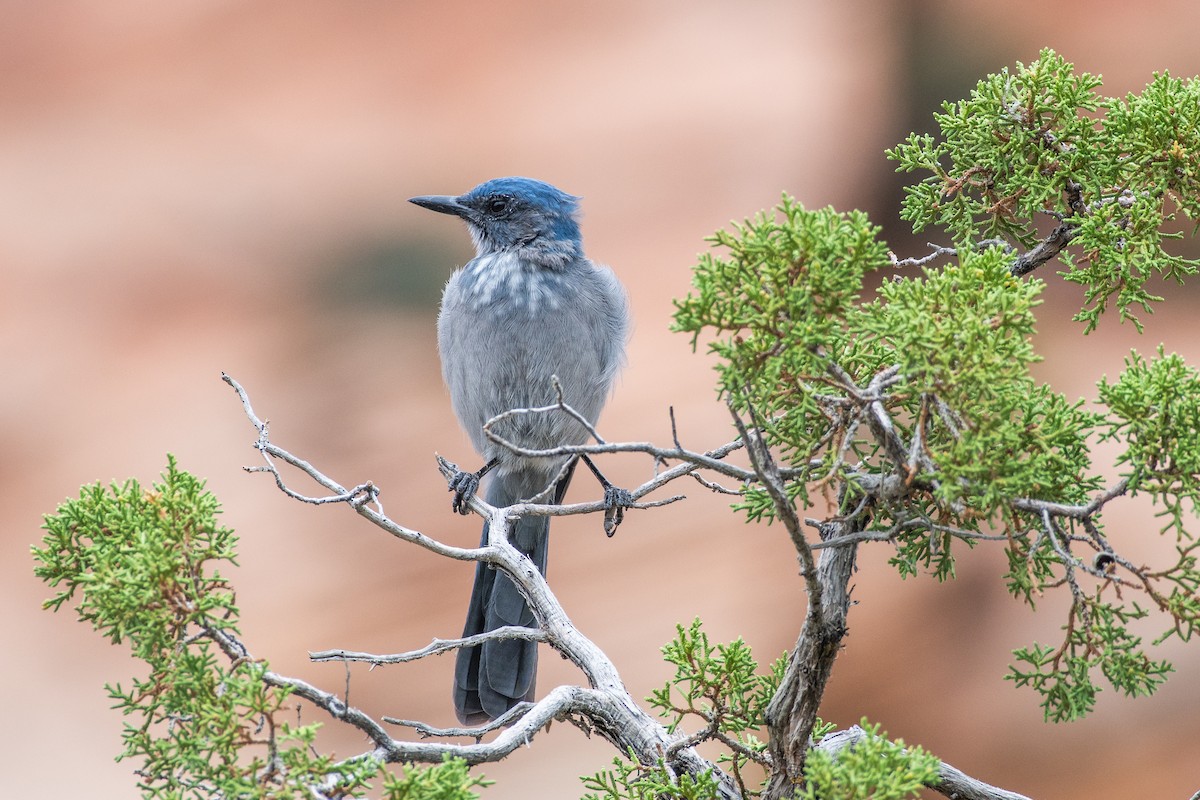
448, 469, 481, 515
602, 485, 634, 538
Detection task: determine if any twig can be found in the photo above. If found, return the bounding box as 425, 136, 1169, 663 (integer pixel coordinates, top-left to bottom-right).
823, 359, 912, 472
223, 373, 384, 512
1011, 479, 1130, 519
480, 419, 757, 483
203, 624, 397, 753
1010, 222, 1079, 277
728, 396, 817, 596
690, 471, 746, 495
482, 375, 608, 446
385, 703, 536, 741
889, 244, 957, 268
310, 627, 549, 665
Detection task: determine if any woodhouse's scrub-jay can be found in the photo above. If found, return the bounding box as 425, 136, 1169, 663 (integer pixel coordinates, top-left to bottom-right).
410, 177, 629, 724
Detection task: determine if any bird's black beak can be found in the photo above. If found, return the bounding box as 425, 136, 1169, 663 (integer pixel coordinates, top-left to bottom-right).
409, 194, 471, 218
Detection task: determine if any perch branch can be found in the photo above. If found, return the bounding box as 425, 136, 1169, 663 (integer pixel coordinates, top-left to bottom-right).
222, 373, 741, 799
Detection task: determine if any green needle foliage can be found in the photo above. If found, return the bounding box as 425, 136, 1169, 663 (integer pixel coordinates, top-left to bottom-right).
887, 51, 1103, 248
648, 619, 782, 793
32, 457, 488, 800
586, 623, 934, 800
888, 48, 1200, 331
1099, 348, 1200, 535
799, 722, 939, 800
581, 755, 726, 800
674, 200, 890, 484
675, 49, 1200, 724
650, 619, 783, 737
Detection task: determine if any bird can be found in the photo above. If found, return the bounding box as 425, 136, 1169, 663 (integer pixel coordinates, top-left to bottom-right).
410, 177, 629, 725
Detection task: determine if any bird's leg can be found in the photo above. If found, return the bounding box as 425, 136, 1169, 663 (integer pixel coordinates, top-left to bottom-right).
448, 458, 497, 515
580, 454, 633, 537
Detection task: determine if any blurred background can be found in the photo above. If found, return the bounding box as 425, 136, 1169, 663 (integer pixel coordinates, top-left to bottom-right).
7, 2, 1200, 797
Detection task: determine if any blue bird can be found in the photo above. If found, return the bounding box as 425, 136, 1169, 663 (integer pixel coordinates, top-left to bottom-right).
410, 177, 629, 724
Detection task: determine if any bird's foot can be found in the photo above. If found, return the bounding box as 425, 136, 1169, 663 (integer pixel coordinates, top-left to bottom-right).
448, 458, 497, 515
601, 484, 634, 538
448, 470, 480, 514
579, 453, 634, 537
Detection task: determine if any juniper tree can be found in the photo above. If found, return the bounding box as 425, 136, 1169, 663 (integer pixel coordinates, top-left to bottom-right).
34, 50, 1200, 800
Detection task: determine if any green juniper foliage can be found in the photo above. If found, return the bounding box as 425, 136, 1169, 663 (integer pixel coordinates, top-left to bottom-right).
674, 49, 1200, 723
650, 619, 783, 739
888, 49, 1200, 332
585, 621, 843, 800
1099, 347, 1200, 537
798, 722, 939, 800
582, 754, 726, 800
649, 619, 782, 793
32, 457, 487, 800
586, 623, 932, 800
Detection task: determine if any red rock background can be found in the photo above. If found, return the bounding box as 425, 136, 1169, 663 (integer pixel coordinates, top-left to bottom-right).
7, 3, 1200, 798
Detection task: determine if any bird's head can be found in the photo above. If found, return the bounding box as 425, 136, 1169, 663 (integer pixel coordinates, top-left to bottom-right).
410, 177, 583, 267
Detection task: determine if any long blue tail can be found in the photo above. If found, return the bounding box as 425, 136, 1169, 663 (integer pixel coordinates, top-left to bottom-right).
453, 463, 573, 724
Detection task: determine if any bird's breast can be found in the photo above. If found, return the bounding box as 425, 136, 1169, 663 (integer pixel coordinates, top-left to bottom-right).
456, 251, 571, 315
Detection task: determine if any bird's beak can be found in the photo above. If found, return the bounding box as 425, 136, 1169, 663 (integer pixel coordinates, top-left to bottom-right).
409, 194, 471, 218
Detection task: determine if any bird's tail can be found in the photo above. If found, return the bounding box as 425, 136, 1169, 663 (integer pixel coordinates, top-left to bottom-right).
453, 462, 574, 725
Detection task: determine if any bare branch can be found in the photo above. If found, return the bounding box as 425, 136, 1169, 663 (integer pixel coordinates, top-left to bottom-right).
311, 627, 549, 665
888, 218, 1076, 281
821, 359, 911, 472
222, 373, 741, 799
690, 471, 747, 495
1010, 223, 1081, 277
222, 373, 385, 510
203, 624, 397, 753
1011, 478, 1130, 519
889, 243, 957, 268
479, 414, 757, 483
482, 375, 609, 445
385, 703, 536, 741
726, 396, 817, 595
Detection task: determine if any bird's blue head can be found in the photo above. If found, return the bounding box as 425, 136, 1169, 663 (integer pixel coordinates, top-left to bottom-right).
410, 177, 583, 268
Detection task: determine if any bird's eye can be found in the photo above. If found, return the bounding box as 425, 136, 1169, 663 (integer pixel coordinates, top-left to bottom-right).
485, 196, 511, 214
